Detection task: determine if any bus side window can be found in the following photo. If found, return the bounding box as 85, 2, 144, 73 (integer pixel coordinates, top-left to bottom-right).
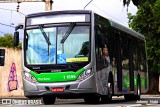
95, 34, 103, 70
95, 25, 110, 70
133, 39, 138, 71
140, 41, 147, 72
121, 37, 129, 70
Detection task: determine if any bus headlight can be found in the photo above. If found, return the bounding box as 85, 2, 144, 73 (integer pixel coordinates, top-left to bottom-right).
77, 68, 93, 81
23, 71, 37, 83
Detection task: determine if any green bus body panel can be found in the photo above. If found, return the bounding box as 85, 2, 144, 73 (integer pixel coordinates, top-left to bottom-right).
124, 75, 130, 89
123, 74, 147, 89
134, 76, 138, 88
30, 68, 85, 83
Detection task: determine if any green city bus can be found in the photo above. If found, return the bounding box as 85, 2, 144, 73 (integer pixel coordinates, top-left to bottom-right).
14, 10, 148, 104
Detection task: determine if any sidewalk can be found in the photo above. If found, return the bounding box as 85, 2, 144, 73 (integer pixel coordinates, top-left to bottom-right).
112, 94, 160, 98
141, 94, 160, 98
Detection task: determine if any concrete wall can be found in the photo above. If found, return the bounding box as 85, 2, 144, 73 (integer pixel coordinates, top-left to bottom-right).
0, 47, 24, 97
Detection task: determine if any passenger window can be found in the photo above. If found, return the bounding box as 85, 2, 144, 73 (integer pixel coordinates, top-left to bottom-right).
95, 25, 110, 70
140, 41, 147, 72
121, 37, 129, 69
132, 39, 138, 71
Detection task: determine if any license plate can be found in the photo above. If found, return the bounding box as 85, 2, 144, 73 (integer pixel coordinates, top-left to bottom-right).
51, 87, 64, 92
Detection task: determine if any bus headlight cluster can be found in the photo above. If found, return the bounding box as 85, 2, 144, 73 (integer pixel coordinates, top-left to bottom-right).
23, 71, 37, 83
77, 68, 93, 81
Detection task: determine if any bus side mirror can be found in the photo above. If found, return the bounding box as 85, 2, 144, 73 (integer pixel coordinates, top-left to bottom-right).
15, 24, 23, 31
14, 31, 19, 46
0, 49, 5, 66
14, 24, 23, 46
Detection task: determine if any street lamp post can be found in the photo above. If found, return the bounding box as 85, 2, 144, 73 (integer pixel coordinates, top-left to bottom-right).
0, 0, 53, 11
45, 0, 53, 11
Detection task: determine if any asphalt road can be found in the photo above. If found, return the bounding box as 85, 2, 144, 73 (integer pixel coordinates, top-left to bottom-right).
0, 95, 160, 107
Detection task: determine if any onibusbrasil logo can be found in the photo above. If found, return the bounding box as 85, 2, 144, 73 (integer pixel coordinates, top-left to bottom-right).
1, 99, 43, 105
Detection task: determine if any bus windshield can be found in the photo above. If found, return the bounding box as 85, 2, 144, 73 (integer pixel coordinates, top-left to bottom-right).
25, 25, 90, 65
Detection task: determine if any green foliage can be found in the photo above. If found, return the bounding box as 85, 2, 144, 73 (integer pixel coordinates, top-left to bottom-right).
128, 0, 160, 74
123, 0, 157, 7
0, 34, 21, 49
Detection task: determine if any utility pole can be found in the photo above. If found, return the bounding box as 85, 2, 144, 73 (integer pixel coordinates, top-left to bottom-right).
0, 0, 53, 11
45, 0, 53, 11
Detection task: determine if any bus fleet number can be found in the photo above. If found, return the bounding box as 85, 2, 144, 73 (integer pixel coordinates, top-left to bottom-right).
63, 75, 76, 79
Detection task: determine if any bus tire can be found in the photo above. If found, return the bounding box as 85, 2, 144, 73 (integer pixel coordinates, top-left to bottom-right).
42, 96, 56, 105
84, 95, 100, 104
101, 76, 113, 103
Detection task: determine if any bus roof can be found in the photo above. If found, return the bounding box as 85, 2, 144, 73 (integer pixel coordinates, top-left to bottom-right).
26, 10, 144, 40
93, 11, 145, 40
26, 10, 92, 18
108, 19, 145, 40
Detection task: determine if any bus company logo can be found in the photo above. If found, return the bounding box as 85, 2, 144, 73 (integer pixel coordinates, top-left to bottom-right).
51, 69, 61, 72
32, 67, 40, 70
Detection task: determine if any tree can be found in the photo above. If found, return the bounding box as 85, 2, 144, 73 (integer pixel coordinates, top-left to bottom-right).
123, 0, 157, 7
0, 34, 21, 49
128, 0, 160, 93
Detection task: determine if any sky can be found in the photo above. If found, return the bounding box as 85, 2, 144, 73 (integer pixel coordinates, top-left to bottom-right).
0, 0, 137, 39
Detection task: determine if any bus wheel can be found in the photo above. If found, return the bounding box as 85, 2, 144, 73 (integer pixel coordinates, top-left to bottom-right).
42, 96, 56, 105
84, 95, 100, 104
101, 78, 113, 103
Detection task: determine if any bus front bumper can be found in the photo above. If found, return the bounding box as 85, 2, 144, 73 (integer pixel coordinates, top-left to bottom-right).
23, 75, 97, 97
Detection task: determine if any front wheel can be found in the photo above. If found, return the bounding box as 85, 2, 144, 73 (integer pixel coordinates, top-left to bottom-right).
42, 96, 56, 105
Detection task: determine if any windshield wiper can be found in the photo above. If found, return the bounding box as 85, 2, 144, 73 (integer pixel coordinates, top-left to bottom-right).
39, 25, 51, 45
61, 23, 76, 43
